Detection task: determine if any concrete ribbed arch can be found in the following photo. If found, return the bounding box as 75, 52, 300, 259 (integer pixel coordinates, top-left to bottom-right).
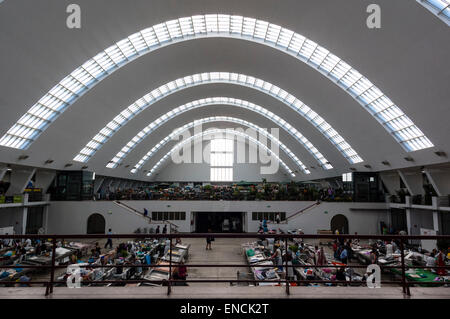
73, 72, 361, 165
146, 128, 296, 178
0, 14, 432, 154
106, 97, 332, 170
128, 116, 310, 175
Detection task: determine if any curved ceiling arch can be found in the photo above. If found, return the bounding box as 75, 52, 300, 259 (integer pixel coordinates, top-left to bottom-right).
73, 72, 361, 165
0, 14, 433, 155
128, 116, 309, 176
146, 128, 295, 179
103, 97, 332, 170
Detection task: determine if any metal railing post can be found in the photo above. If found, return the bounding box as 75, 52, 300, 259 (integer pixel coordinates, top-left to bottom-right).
284, 236, 290, 295
168, 237, 172, 295
49, 236, 57, 294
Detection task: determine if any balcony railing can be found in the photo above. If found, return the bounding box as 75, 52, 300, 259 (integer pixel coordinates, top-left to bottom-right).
0, 233, 448, 297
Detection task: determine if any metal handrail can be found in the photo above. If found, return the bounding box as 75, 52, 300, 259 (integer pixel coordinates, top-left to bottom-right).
0, 233, 449, 297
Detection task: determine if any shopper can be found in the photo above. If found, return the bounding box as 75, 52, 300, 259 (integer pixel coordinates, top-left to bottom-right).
339, 246, 348, 264
270, 244, 283, 271
206, 229, 213, 250
104, 228, 113, 249
317, 247, 327, 266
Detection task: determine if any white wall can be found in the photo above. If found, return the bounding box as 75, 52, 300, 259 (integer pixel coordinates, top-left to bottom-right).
46, 200, 389, 235
0, 207, 23, 234
408, 209, 434, 235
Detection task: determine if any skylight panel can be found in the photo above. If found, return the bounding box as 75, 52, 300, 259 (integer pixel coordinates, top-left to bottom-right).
205, 14, 219, 32
104, 45, 126, 65
82, 60, 104, 79
330, 60, 352, 80
242, 17, 256, 36
254, 20, 269, 40
179, 17, 195, 36
192, 15, 207, 33
128, 33, 148, 53
217, 14, 230, 32
153, 23, 170, 43
287, 33, 305, 54
166, 19, 183, 39
309, 46, 329, 67
299, 39, 317, 60
265, 24, 281, 43
277, 28, 294, 48
230, 15, 243, 33
141, 27, 159, 47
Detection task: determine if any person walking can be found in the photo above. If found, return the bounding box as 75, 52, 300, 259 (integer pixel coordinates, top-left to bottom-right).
206, 229, 213, 250
104, 228, 113, 249
162, 224, 168, 234
155, 225, 160, 234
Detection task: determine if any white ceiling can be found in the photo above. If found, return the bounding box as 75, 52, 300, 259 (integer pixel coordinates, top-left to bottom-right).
0, 0, 449, 181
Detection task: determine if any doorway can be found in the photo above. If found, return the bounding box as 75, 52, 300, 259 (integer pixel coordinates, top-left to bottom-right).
194, 212, 244, 233
391, 208, 407, 233
87, 213, 106, 234
330, 214, 349, 234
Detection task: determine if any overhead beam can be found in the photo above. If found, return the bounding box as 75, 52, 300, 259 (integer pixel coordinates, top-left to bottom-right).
6, 167, 36, 195
397, 170, 423, 196
34, 170, 56, 193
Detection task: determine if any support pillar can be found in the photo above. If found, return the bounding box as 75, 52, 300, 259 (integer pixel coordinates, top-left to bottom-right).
6, 167, 36, 195
34, 170, 56, 193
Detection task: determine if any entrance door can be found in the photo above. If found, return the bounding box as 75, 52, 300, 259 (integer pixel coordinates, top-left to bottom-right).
87, 213, 106, 234
330, 214, 349, 234
195, 212, 244, 233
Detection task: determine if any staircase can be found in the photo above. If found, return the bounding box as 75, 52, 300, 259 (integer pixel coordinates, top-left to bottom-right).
113, 200, 179, 232
286, 201, 321, 222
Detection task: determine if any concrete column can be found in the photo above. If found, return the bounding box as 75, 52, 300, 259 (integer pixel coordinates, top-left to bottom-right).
406, 208, 412, 235
6, 167, 36, 195
94, 177, 105, 193
21, 207, 28, 235
21, 194, 29, 235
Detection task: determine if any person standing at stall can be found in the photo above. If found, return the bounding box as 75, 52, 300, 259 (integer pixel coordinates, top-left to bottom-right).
270, 244, 283, 272
436, 248, 447, 276
317, 247, 327, 266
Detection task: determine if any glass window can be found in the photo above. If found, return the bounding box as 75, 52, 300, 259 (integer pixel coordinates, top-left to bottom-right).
210, 138, 233, 182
